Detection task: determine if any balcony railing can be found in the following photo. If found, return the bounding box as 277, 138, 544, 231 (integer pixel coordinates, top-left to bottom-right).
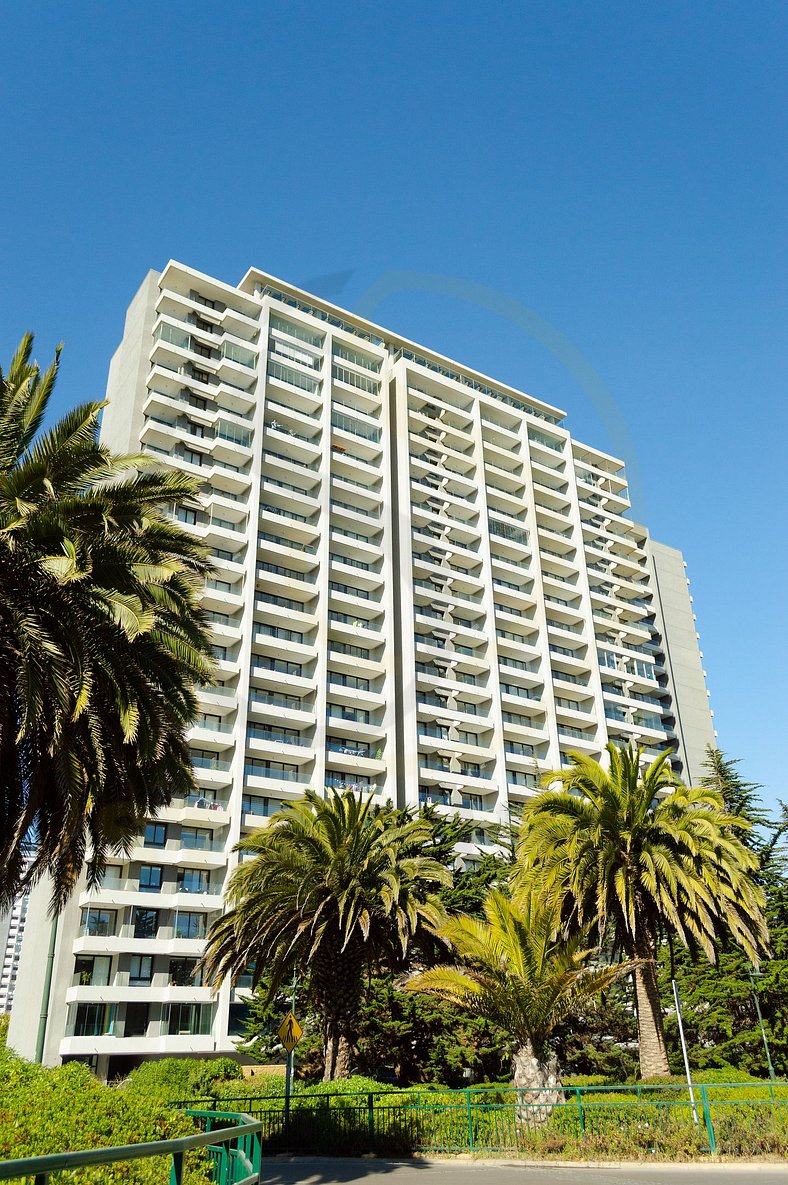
331, 411, 381, 442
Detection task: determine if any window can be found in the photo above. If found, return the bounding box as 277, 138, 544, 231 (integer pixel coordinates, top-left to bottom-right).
74, 1003, 107, 1038
177, 868, 209, 895
241, 794, 273, 818
192, 748, 224, 770
244, 759, 299, 781
228, 1002, 251, 1036
129, 955, 153, 986
325, 773, 375, 791
167, 1002, 211, 1036
80, 908, 116, 938
178, 506, 199, 525
186, 788, 217, 806
74, 955, 111, 987
182, 447, 204, 467
168, 957, 201, 987
124, 1002, 149, 1038
144, 822, 166, 849
138, 865, 163, 893
181, 827, 212, 851
133, 908, 158, 939
327, 703, 369, 724
198, 713, 222, 731
175, 912, 208, 939
326, 736, 371, 757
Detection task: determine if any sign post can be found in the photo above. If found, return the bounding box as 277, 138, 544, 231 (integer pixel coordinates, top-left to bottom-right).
279, 1005, 303, 1149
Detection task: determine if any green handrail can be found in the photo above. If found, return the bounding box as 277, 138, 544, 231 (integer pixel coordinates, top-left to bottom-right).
0, 1111, 262, 1185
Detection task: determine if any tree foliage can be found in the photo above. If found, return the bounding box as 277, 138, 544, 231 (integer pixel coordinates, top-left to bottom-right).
405, 886, 634, 1092
515, 743, 768, 1078
659, 757, 788, 1078
0, 335, 215, 908
202, 789, 450, 1079
236, 851, 514, 1084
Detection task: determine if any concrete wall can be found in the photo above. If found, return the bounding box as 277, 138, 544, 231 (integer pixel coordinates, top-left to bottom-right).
7, 877, 84, 1064
647, 538, 716, 785
101, 270, 160, 453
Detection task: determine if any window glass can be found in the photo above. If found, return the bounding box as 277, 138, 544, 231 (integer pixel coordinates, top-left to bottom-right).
80, 908, 116, 937
181, 827, 212, 851
74, 1002, 106, 1037
139, 865, 163, 893
129, 955, 153, 985
228, 1002, 251, 1036
167, 1002, 211, 1036
177, 868, 209, 894
168, 957, 201, 986
241, 794, 272, 817
74, 955, 111, 986
175, 912, 208, 939
144, 822, 166, 848
124, 1001, 149, 1037
133, 908, 159, 939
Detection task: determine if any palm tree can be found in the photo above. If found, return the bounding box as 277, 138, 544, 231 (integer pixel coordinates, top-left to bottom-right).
405, 887, 633, 1110
515, 743, 768, 1078
0, 335, 215, 909
201, 788, 451, 1079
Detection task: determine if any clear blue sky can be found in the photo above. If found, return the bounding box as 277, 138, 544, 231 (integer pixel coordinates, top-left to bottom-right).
1, 3, 785, 810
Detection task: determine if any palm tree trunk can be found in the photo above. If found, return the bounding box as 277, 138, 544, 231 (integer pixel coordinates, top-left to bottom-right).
323, 1031, 353, 1081
632, 942, 670, 1078
512, 1041, 562, 1124
314, 941, 362, 1080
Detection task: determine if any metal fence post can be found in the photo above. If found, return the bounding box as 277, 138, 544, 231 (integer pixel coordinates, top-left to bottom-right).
574, 1086, 585, 1135
170, 1150, 184, 1185
367, 1092, 375, 1153
466, 1089, 474, 1150
699, 1086, 716, 1154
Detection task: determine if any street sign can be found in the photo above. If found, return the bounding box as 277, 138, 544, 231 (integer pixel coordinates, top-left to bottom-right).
278, 1011, 303, 1053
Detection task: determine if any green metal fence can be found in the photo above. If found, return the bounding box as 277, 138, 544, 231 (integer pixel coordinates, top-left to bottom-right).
174, 1082, 788, 1158
0, 1109, 261, 1185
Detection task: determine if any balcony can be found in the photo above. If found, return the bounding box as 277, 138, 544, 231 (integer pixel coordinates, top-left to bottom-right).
331, 411, 381, 443
268, 358, 321, 396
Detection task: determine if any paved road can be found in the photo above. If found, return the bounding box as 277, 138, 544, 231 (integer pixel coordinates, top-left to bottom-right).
259, 1158, 787, 1185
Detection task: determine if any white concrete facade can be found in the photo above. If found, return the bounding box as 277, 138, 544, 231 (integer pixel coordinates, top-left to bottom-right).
8, 260, 715, 1077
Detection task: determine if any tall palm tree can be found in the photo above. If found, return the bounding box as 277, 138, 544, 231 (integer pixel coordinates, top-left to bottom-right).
0, 335, 215, 909
201, 788, 451, 1079
515, 743, 768, 1078
405, 887, 633, 1108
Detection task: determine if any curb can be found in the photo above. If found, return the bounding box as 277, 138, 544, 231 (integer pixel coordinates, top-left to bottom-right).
267, 1154, 787, 1171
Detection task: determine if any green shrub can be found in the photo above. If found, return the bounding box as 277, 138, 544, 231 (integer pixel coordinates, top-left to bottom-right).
564, 1074, 615, 1087
0, 1049, 211, 1183
125, 1057, 243, 1103
211, 1072, 404, 1109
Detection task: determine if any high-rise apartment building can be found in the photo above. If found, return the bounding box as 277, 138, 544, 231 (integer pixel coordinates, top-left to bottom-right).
8, 261, 715, 1077
0, 850, 34, 1014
